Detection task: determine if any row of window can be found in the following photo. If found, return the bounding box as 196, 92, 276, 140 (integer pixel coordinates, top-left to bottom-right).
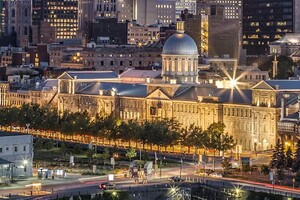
224, 107, 252, 117
0, 145, 27, 153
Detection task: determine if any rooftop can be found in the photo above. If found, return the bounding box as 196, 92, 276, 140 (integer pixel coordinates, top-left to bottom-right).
0, 132, 25, 137
65, 71, 118, 80
265, 80, 300, 90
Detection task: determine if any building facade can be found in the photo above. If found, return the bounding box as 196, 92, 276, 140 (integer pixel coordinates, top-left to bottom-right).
48, 44, 162, 72
242, 0, 295, 56
127, 22, 160, 45
4, 0, 31, 47
133, 0, 176, 25
269, 33, 300, 61
0, 132, 33, 180
32, 0, 79, 41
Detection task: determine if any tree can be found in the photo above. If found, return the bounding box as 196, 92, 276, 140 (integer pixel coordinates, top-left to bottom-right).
285, 146, 293, 170
203, 122, 236, 170
259, 55, 294, 79
126, 148, 137, 162
101, 148, 110, 164
181, 124, 204, 154
222, 158, 232, 172
86, 149, 95, 160
292, 140, 300, 172
34, 138, 44, 149
261, 165, 270, 176
269, 140, 285, 170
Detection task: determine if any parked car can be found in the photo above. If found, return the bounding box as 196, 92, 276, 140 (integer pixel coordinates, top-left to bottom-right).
209, 172, 222, 178
169, 176, 184, 182
99, 182, 116, 190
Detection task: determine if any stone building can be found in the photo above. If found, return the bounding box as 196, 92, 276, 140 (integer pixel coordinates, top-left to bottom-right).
269, 33, 300, 62
55, 24, 282, 151
49, 44, 162, 72
1, 23, 295, 152
0, 79, 58, 108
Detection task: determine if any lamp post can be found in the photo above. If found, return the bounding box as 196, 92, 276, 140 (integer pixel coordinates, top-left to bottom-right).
139, 148, 142, 161
179, 158, 183, 179
11, 163, 14, 183
26, 123, 30, 134
159, 157, 162, 179
293, 178, 295, 189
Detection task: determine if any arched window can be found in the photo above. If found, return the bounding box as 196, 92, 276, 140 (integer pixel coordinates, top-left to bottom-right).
12, 9, 15, 17
24, 8, 28, 17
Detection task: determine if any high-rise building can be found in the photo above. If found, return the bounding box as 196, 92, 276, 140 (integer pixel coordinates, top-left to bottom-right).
197, 0, 241, 20
133, 0, 175, 25
78, 0, 96, 35
32, 0, 79, 42
0, 0, 5, 34
95, 0, 117, 18
294, 0, 300, 33
94, 0, 133, 22
174, 0, 197, 19
242, 0, 295, 56
184, 5, 240, 59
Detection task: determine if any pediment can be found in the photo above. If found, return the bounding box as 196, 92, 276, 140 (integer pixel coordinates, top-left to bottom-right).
57, 72, 73, 80
146, 88, 171, 100
251, 81, 275, 90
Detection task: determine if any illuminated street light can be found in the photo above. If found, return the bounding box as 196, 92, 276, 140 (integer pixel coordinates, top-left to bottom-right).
229, 79, 237, 88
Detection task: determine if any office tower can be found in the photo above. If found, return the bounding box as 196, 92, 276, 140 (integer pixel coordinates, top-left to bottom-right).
95, 0, 133, 22
294, 0, 300, 33
175, 0, 197, 19
133, 0, 175, 25
78, 0, 96, 35
32, 0, 79, 42
0, 0, 5, 34
184, 5, 240, 59
197, 0, 241, 20
242, 0, 295, 56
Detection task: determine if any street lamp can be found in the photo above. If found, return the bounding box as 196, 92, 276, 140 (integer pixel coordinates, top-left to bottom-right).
179, 158, 183, 179
23, 160, 28, 173
26, 123, 30, 134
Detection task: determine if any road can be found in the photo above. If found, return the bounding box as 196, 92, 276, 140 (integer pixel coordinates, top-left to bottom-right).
2, 164, 300, 200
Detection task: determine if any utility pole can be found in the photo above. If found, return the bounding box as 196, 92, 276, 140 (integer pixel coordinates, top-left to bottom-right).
179, 158, 183, 179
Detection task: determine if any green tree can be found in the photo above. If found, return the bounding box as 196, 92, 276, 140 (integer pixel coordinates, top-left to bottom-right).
181, 124, 204, 154
261, 165, 270, 176
222, 158, 232, 172
101, 148, 110, 164
285, 146, 293, 170
126, 148, 137, 162
293, 141, 300, 172
73, 144, 82, 154
34, 137, 44, 149
86, 148, 95, 160
44, 141, 54, 150
259, 55, 294, 79
269, 140, 286, 170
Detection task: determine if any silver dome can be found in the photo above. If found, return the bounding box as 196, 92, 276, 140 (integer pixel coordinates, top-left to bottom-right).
162, 33, 198, 55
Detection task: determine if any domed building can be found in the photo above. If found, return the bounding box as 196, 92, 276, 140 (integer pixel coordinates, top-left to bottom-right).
161, 21, 199, 84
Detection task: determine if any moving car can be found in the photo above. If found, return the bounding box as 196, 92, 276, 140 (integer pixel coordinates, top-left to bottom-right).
209, 172, 222, 178
99, 182, 116, 190
169, 176, 184, 182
